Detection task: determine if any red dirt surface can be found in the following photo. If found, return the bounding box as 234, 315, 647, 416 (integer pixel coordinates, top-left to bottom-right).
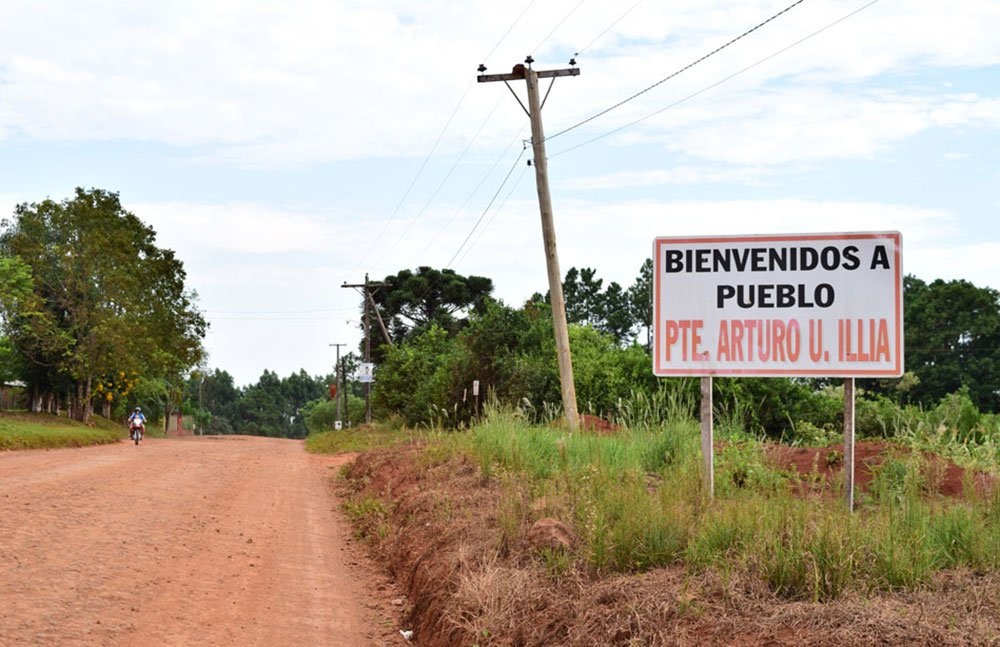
0, 436, 404, 646
765, 439, 997, 499
578, 415, 618, 434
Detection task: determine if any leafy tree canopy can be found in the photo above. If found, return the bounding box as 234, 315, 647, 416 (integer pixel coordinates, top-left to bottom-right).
372, 266, 494, 344
546, 261, 652, 346
0, 188, 206, 420
896, 275, 1000, 411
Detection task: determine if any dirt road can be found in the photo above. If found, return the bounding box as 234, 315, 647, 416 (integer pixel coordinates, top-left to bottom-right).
0, 436, 398, 646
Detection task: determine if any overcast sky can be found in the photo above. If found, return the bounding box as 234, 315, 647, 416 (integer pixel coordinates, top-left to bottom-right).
2, 0, 998, 387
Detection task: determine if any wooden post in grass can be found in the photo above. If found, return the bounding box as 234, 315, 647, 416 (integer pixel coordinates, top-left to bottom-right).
701, 376, 714, 499
477, 59, 581, 433
844, 377, 856, 512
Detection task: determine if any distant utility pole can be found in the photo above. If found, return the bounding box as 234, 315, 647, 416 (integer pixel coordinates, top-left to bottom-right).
329, 342, 346, 426
341, 273, 390, 424
477, 56, 580, 432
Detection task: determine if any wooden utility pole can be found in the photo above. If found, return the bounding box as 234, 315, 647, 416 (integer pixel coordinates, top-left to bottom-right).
341, 274, 389, 424
477, 57, 580, 432
329, 343, 346, 426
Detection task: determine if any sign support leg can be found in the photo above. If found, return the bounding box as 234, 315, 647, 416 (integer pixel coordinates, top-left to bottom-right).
701, 376, 714, 500
844, 377, 856, 512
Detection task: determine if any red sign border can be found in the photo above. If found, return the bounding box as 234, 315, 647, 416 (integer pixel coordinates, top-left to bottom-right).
652, 231, 904, 377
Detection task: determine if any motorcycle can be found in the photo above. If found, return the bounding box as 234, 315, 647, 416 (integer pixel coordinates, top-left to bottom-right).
129, 421, 144, 445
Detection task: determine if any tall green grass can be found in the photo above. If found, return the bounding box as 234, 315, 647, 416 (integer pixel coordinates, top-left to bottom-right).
459, 405, 1000, 600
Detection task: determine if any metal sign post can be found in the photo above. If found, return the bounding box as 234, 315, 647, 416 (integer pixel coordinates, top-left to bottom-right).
701, 376, 714, 499
844, 377, 856, 511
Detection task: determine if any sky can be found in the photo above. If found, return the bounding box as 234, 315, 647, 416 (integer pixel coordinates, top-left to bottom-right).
1, 0, 998, 388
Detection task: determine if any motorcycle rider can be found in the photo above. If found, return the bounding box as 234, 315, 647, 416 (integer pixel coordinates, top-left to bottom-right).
127, 407, 146, 440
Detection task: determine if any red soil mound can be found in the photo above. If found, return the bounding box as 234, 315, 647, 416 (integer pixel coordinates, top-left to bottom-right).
765, 440, 996, 499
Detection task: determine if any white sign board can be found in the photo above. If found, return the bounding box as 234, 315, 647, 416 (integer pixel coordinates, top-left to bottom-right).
358, 362, 375, 383
652, 232, 903, 377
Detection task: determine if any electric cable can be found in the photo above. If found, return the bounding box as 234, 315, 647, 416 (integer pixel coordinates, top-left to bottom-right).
407, 124, 528, 267
575, 0, 643, 56
453, 163, 531, 270
532, 0, 587, 55
446, 146, 527, 269
349, 81, 472, 276
546, 0, 809, 143
551, 0, 882, 158
349, 0, 540, 277
484, 0, 539, 62
371, 93, 508, 273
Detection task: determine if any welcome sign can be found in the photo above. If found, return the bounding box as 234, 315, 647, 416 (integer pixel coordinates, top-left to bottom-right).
652, 232, 904, 377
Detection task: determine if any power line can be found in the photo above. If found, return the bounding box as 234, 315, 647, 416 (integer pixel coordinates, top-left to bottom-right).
551, 0, 882, 158
372, 94, 509, 273
348, 81, 472, 278
205, 308, 351, 315
483, 0, 539, 62
210, 316, 346, 322
446, 147, 527, 268
408, 125, 527, 267
350, 0, 541, 277
532, 0, 587, 55
453, 163, 531, 270
575, 0, 644, 56
546, 0, 809, 143
372, 2, 591, 276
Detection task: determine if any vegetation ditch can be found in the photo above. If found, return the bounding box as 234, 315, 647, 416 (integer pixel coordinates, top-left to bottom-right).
317, 393, 1000, 645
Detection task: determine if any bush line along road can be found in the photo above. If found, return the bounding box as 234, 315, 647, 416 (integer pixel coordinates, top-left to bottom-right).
0, 435, 396, 646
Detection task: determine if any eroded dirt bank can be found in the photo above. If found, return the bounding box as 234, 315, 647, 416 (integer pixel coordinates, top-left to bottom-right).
343, 444, 1000, 647
0, 436, 401, 646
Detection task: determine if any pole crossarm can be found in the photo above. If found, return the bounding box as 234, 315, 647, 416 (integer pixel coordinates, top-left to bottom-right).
477, 67, 580, 83
340, 282, 390, 290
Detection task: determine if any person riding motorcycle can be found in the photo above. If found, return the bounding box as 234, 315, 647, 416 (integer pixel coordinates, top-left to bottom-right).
127, 407, 146, 441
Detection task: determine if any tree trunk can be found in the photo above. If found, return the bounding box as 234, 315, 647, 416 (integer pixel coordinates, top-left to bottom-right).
82, 376, 93, 423
73, 381, 84, 421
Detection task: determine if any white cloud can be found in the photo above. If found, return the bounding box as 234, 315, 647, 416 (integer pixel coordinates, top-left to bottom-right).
136, 202, 348, 254
602, 90, 1000, 166
558, 166, 776, 189
1, 0, 997, 166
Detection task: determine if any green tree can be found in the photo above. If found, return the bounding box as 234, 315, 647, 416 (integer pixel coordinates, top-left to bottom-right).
898, 275, 1000, 411
628, 258, 653, 348
0, 335, 23, 384
372, 325, 464, 427
238, 370, 287, 437
282, 369, 327, 438
183, 368, 241, 434
0, 188, 206, 420
0, 255, 69, 394
372, 266, 493, 346
303, 394, 366, 433
569, 326, 656, 416
563, 267, 606, 328
556, 264, 650, 346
